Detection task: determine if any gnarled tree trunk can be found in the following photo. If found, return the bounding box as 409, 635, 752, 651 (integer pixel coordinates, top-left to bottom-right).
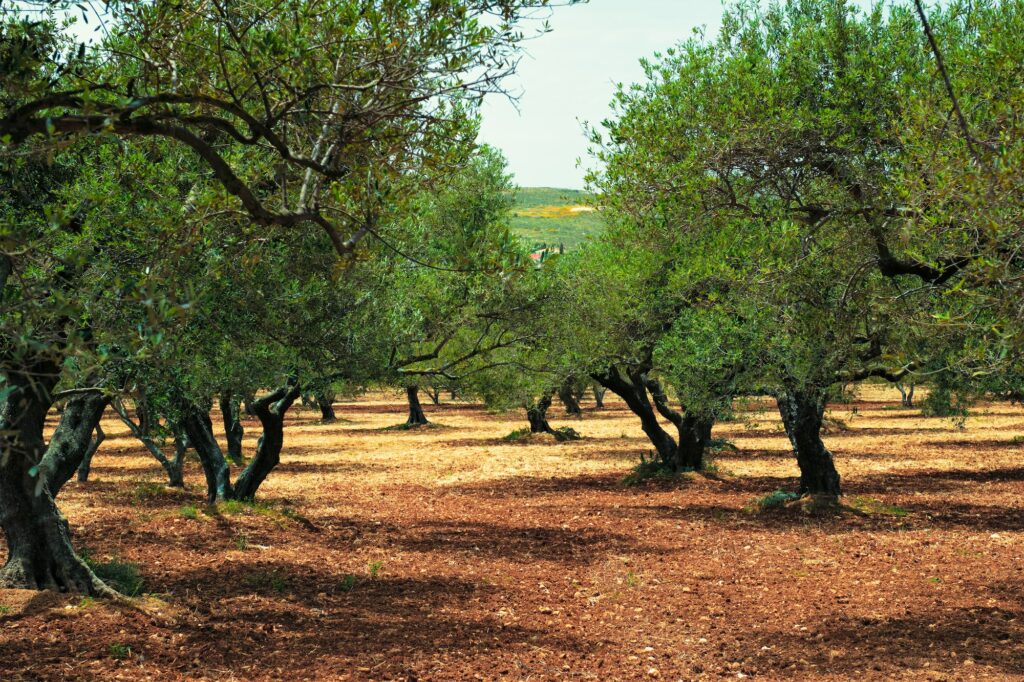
405, 385, 428, 426
75, 423, 105, 483
594, 367, 679, 466
113, 399, 185, 488
0, 363, 111, 595
527, 392, 554, 434
178, 397, 233, 503
219, 392, 245, 464
40, 391, 109, 495
233, 385, 301, 500
676, 413, 714, 472
558, 380, 582, 417
592, 384, 606, 409
315, 391, 337, 422
896, 382, 915, 408
776, 389, 841, 500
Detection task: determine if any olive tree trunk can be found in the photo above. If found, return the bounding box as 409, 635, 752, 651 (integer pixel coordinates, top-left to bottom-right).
112, 399, 185, 487
232, 385, 301, 500
776, 389, 842, 500
527, 392, 555, 434
594, 367, 680, 466
314, 391, 337, 422
39, 392, 109, 495
675, 413, 714, 472
0, 363, 111, 595
592, 384, 606, 409
75, 423, 105, 483
405, 385, 429, 426
219, 392, 245, 464
558, 380, 582, 417
178, 397, 233, 503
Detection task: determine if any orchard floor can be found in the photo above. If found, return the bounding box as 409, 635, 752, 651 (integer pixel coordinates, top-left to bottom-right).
2, 387, 1024, 681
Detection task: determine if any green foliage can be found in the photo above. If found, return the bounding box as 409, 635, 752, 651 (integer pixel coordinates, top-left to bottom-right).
109, 644, 131, 660
753, 490, 802, 510
80, 551, 144, 596
339, 574, 358, 592
503, 428, 533, 441
551, 426, 582, 442
244, 569, 290, 595
847, 497, 909, 518
178, 505, 199, 520
622, 453, 689, 486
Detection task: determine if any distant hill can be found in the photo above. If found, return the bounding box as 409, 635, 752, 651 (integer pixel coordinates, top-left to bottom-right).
509, 187, 603, 250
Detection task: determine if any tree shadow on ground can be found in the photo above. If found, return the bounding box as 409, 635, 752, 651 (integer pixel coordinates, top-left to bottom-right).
387, 520, 657, 565
0, 567, 594, 680
745, 591, 1023, 678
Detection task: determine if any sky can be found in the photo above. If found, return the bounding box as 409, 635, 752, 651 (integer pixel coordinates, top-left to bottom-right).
476, 1, 727, 191
476, 0, 876, 190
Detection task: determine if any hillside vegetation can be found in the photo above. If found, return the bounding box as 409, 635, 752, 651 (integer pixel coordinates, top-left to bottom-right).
510, 187, 604, 250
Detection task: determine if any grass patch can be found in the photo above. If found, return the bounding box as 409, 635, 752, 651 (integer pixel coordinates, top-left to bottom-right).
80, 549, 144, 596
132, 481, 167, 502
109, 643, 131, 660
368, 560, 384, 578
503, 428, 532, 442
1012, 435, 1024, 444
215, 499, 308, 525
0, 604, 10, 615
510, 187, 604, 250
178, 504, 200, 519
551, 426, 582, 442
750, 489, 802, 510
707, 437, 738, 453
244, 569, 290, 595
847, 496, 909, 517
339, 574, 358, 592
380, 422, 448, 432
622, 457, 686, 486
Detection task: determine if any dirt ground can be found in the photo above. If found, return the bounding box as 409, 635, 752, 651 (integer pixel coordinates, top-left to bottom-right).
2, 386, 1022, 681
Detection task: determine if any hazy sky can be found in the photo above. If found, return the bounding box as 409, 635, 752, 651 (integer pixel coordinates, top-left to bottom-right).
477, 0, 874, 190
476, 1, 726, 190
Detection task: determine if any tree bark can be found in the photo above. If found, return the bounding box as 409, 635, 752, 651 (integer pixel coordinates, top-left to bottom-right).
112, 399, 185, 487
75, 423, 104, 483
776, 389, 842, 500
426, 386, 441, 405
178, 397, 232, 502
0, 361, 111, 594
676, 414, 714, 472
896, 382, 915, 408
558, 380, 582, 417
527, 392, 554, 433
40, 392, 109, 495
594, 368, 679, 466
233, 385, 300, 500
315, 391, 337, 422
592, 384, 606, 409
219, 392, 245, 464
405, 385, 429, 426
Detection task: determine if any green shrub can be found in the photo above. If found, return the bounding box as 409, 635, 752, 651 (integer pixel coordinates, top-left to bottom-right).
109, 644, 131, 660
80, 550, 144, 596
551, 426, 582, 442
754, 490, 801, 509
622, 455, 681, 486
339, 574, 358, 592
503, 428, 532, 441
